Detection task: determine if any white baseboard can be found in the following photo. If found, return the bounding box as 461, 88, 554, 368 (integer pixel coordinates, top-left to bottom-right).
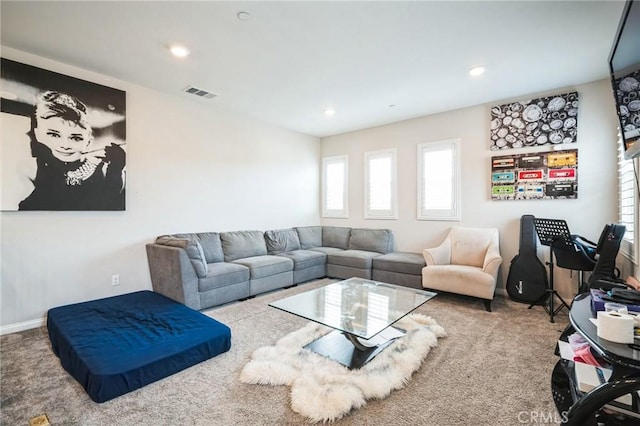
0, 318, 45, 336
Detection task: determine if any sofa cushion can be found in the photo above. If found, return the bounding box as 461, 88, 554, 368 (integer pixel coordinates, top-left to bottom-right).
322, 226, 351, 249
156, 235, 208, 278
308, 247, 344, 255
349, 228, 393, 254
199, 262, 250, 292
295, 226, 323, 249
194, 232, 224, 263
221, 230, 267, 262
264, 229, 301, 254
372, 252, 425, 275
172, 232, 224, 264
327, 249, 383, 269
276, 250, 326, 270
232, 255, 294, 279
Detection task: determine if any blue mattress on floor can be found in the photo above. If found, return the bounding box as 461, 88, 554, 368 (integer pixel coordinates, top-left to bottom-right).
47, 290, 231, 403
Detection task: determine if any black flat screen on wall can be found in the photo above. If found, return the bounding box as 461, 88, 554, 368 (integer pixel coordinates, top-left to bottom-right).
609, 0, 640, 160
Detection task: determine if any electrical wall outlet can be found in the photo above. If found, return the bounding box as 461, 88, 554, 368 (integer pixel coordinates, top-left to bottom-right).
111, 274, 120, 286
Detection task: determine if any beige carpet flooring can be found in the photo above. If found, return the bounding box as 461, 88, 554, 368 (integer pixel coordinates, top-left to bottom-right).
0, 278, 570, 425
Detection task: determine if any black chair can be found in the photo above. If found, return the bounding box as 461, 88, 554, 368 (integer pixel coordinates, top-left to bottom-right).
551, 233, 598, 290
583, 223, 626, 292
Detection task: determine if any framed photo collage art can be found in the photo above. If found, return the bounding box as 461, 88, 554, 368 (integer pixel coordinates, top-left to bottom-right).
489, 92, 579, 201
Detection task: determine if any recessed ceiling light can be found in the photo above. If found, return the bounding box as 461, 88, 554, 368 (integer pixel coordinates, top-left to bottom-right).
469, 66, 485, 76
237, 11, 251, 21
170, 45, 190, 58
324, 108, 335, 117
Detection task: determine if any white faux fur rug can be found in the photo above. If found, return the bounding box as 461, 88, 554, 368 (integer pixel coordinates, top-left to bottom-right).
240, 314, 446, 423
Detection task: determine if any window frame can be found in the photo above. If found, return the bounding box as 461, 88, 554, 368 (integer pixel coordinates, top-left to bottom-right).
321, 155, 349, 218
364, 148, 398, 220
617, 134, 639, 266
417, 139, 461, 221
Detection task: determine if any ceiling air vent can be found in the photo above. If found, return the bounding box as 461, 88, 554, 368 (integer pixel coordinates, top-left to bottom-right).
183, 86, 217, 99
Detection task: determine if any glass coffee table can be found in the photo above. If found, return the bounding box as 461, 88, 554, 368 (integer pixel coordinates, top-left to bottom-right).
269, 277, 436, 369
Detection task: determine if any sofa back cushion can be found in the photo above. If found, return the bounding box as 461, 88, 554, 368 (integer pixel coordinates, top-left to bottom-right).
264, 229, 301, 254
194, 232, 224, 263
156, 235, 208, 278
322, 226, 351, 249
348, 228, 393, 254
295, 226, 323, 249
221, 230, 268, 262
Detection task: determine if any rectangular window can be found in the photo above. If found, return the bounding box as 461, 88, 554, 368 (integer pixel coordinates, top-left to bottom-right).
417, 139, 461, 221
322, 155, 349, 218
364, 149, 397, 219
617, 134, 638, 263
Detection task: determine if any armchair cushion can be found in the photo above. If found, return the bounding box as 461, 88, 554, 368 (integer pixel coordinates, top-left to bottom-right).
449, 227, 496, 267
422, 265, 497, 300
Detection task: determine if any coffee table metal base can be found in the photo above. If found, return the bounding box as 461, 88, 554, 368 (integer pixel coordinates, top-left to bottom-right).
304, 329, 402, 370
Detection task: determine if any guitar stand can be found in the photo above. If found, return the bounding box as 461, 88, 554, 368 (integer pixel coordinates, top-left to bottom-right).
529, 218, 574, 323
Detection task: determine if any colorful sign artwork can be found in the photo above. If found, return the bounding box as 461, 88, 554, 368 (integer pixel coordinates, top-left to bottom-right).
491, 149, 578, 201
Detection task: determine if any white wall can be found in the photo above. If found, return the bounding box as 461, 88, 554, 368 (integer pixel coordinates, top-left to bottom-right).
321, 80, 622, 299
0, 47, 627, 332
0, 48, 321, 332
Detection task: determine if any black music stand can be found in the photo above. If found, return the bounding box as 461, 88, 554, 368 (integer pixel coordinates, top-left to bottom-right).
530, 218, 573, 322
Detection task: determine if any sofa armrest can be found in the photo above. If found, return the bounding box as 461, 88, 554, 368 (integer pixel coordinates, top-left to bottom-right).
482, 244, 503, 279
423, 238, 451, 266
146, 243, 201, 310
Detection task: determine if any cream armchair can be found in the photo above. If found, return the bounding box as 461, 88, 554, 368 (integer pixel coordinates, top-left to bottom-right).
422, 227, 502, 311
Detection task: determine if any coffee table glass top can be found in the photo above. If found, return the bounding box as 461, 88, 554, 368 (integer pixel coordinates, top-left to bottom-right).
269, 278, 436, 340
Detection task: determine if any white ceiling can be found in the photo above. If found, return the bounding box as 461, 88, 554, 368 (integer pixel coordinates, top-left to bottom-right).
0, 1, 628, 138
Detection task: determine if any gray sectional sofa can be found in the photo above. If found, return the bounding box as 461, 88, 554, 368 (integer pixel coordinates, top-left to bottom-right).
146, 226, 425, 311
